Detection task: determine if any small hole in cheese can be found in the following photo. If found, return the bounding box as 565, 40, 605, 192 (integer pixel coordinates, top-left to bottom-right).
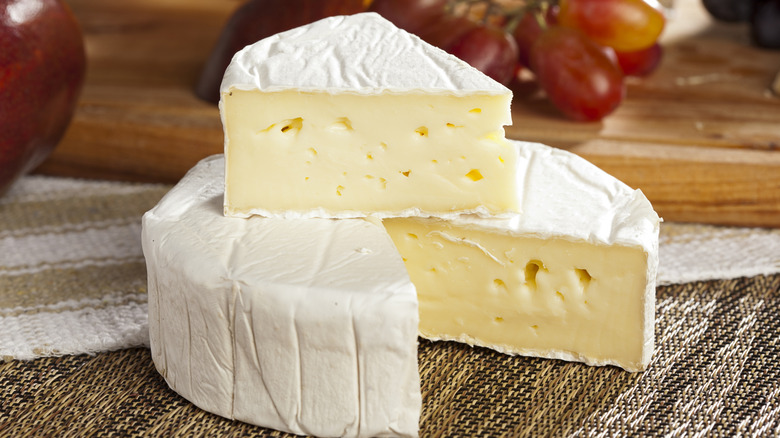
401, 170, 411, 177
329, 117, 353, 131
415, 126, 428, 137
469, 108, 482, 114
280, 117, 303, 134
465, 169, 483, 181
493, 279, 508, 293
407, 233, 418, 239
494, 317, 504, 323
483, 132, 501, 142
575, 268, 592, 289
336, 185, 344, 196
556, 291, 565, 301
525, 260, 545, 290
258, 123, 276, 133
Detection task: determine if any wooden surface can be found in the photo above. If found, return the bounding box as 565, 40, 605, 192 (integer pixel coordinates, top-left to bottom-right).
37, 0, 780, 227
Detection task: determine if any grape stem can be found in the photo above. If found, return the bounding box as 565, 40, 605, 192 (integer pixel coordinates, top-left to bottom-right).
483, 1, 496, 24
497, 0, 556, 34
533, 2, 549, 30
444, 0, 560, 35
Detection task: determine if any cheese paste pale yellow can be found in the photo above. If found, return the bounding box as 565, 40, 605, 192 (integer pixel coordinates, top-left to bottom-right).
383, 217, 652, 372
223, 91, 515, 218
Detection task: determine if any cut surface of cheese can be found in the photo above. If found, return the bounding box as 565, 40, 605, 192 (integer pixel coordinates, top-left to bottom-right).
141, 155, 421, 437
220, 12, 516, 219
384, 141, 660, 372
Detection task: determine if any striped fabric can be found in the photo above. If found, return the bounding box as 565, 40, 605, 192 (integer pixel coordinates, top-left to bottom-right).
0, 176, 169, 360
0, 174, 779, 361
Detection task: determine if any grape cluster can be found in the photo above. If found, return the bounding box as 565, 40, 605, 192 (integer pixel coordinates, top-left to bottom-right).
702, 0, 780, 49
370, 0, 666, 121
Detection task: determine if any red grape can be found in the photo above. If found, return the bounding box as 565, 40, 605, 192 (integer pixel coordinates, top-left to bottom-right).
530, 26, 625, 121
512, 7, 558, 69
369, 0, 448, 35
448, 25, 519, 85
615, 43, 663, 76
558, 0, 665, 52
417, 14, 478, 51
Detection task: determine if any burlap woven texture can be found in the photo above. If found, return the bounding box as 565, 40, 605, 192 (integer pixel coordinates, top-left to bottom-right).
2, 274, 779, 437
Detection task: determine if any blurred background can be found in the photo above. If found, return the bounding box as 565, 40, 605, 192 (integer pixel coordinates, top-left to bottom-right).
24, 0, 780, 227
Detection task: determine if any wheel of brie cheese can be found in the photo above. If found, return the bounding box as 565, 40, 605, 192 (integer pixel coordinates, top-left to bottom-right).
142, 12, 660, 438
142, 140, 659, 437
143, 155, 421, 437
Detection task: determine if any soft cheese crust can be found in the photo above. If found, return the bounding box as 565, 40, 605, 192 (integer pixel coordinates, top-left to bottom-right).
219, 12, 511, 98
142, 155, 421, 437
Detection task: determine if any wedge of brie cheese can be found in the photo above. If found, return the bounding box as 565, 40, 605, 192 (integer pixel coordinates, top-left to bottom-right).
142, 156, 421, 438
220, 13, 516, 219
383, 142, 660, 372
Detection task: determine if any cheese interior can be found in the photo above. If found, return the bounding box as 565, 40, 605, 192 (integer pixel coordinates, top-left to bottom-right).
222, 90, 516, 217
383, 217, 651, 371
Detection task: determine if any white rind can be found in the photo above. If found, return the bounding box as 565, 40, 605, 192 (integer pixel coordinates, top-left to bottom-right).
225, 204, 511, 221
142, 155, 421, 437
422, 333, 648, 372
464, 140, 660, 253
219, 13, 510, 97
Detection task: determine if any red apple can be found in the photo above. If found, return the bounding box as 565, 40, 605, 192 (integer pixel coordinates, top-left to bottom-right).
0, 0, 86, 195
195, 0, 368, 104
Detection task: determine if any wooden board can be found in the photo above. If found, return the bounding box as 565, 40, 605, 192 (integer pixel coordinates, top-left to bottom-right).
37, 0, 780, 227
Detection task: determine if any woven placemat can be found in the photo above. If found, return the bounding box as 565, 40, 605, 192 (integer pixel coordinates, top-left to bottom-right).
1, 274, 778, 437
